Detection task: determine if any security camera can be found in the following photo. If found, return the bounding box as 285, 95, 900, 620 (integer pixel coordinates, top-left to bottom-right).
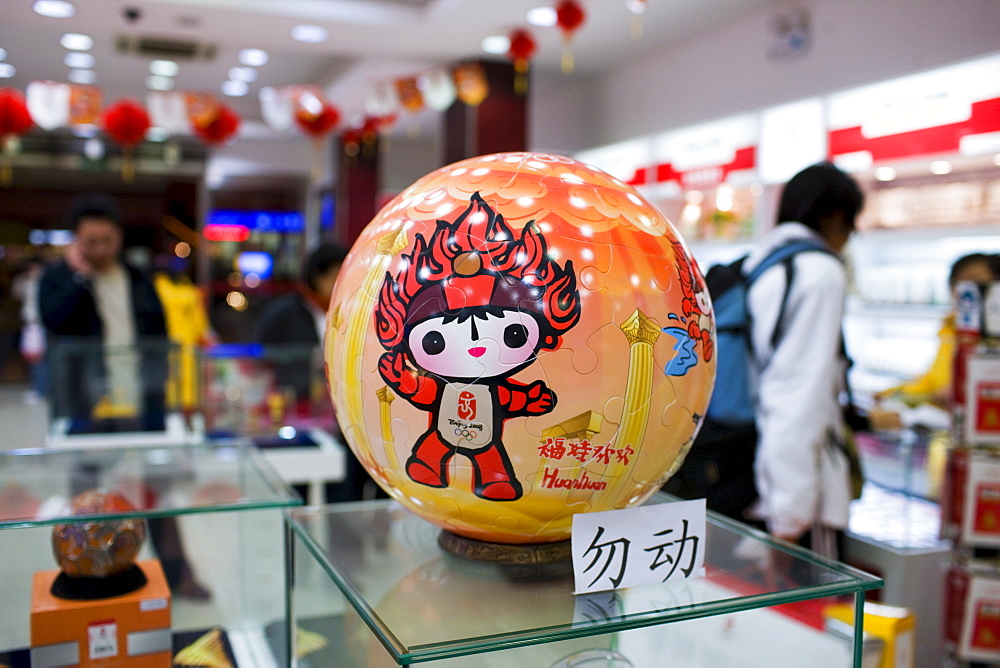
123, 7, 142, 23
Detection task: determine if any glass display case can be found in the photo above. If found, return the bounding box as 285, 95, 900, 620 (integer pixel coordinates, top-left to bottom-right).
285, 495, 883, 667
0, 441, 301, 667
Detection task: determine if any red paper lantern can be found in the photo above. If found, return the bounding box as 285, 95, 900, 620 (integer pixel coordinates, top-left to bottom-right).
193, 104, 241, 145
508, 29, 537, 95
0, 88, 34, 137
555, 0, 586, 74
101, 98, 151, 147
295, 101, 341, 138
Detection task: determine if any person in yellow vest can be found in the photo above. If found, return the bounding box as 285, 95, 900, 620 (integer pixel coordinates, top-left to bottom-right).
153, 256, 215, 413
874, 253, 1000, 411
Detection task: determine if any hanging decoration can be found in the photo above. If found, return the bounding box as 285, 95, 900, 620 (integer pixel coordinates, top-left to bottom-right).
259, 86, 296, 132
507, 28, 537, 96
555, 0, 587, 74
626, 0, 647, 39
394, 77, 424, 115
147, 91, 191, 135
69, 85, 102, 127
294, 95, 341, 139
416, 69, 456, 112
101, 98, 150, 183
0, 88, 33, 187
453, 62, 490, 107
26, 81, 71, 131
192, 103, 241, 145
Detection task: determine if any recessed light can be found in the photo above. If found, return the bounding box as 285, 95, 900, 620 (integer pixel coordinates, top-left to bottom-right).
0, 63, 15, 78
238, 48, 268, 67
221, 80, 248, 97
228, 66, 258, 83
146, 75, 174, 91
0, 48, 7, 61
67, 68, 95, 84
149, 60, 179, 77
526, 6, 557, 27
33, 0, 75, 18
291, 24, 329, 43
60, 33, 92, 50
929, 160, 952, 175
874, 167, 896, 182
480, 35, 509, 55
64, 52, 94, 69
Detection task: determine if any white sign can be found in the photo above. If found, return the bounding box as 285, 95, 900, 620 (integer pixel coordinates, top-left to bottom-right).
571, 499, 706, 594
88, 620, 118, 660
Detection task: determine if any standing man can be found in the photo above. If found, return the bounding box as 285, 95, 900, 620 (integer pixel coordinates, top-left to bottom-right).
38, 192, 209, 599
745, 162, 865, 560
39, 192, 167, 430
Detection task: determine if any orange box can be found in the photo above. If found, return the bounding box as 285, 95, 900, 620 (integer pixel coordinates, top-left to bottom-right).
30, 558, 172, 667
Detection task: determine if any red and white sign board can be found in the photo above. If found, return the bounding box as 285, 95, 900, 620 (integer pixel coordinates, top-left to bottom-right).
827, 53, 1000, 166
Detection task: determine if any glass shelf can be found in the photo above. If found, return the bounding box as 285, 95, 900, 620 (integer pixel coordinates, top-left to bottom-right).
286, 495, 883, 666
0, 440, 301, 528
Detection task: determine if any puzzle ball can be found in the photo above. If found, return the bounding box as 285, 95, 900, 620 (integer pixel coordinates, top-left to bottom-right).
51, 490, 147, 578
326, 152, 715, 544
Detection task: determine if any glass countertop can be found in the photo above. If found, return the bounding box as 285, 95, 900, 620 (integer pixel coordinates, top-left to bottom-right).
0, 440, 301, 529
287, 495, 883, 665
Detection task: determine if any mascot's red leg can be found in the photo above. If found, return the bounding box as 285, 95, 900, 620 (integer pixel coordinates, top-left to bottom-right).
406, 433, 455, 488
470, 444, 523, 501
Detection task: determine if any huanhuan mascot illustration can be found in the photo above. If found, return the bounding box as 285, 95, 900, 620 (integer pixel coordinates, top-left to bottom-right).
374, 193, 580, 502
325, 152, 716, 545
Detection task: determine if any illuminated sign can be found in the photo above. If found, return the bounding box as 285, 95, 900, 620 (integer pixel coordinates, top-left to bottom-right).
202, 224, 250, 242
207, 209, 304, 233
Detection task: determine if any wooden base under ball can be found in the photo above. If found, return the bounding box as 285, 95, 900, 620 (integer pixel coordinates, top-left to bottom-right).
438, 530, 573, 580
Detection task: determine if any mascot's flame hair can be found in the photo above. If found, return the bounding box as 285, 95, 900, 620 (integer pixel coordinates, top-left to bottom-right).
375, 192, 580, 352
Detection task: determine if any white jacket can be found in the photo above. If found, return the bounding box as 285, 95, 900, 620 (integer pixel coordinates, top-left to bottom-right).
743, 222, 852, 539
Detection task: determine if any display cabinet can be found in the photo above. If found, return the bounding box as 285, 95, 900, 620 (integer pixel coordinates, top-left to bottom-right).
285, 495, 883, 667
0, 441, 301, 667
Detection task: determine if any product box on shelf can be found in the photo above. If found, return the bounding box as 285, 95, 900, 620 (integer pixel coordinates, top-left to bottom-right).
965, 353, 1000, 446
940, 447, 1000, 549
30, 559, 171, 667
945, 562, 1000, 663
824, 601, 914, 668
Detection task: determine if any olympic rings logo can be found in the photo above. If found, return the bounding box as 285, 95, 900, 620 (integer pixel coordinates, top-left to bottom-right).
454, 428, 479, 440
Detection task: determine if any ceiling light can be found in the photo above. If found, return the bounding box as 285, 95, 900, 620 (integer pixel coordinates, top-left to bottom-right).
238, 48, 268, 67
929, 160, 952, 175
64, 52, 95, 69
291, 24, 329, 43
526, 6, 557, 27
480, 35, 509, 55
149, 59, 179, 77
228, 66, 258, 83
33, 0, 75, 18
146, 75, 174, 91
0, 48, 7, 61
60, 33, 92, 50
67, 68, 95, 84
0, 63, 14, 78
221, 80, 248, 97
874, 166, 897, 182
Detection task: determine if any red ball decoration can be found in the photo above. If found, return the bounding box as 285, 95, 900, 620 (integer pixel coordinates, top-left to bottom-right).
193, 103, 241, 145
0, 88, 33, 137
295, 102, 341, 138
555, 0, 586, 35
508, 29, 537, 71
101, 98, 151, 147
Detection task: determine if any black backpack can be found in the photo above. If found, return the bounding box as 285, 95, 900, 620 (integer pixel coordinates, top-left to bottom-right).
664, 239, 834, 521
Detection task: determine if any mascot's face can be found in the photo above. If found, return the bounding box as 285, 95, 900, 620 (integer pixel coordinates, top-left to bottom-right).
407, 309, 542, 381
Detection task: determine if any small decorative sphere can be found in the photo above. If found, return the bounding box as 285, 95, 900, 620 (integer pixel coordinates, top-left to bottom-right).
326, 152, 715, 544
51, 490, 147, 578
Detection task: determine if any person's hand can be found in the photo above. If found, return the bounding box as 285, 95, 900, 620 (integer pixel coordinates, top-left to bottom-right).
64, 240, 94, 277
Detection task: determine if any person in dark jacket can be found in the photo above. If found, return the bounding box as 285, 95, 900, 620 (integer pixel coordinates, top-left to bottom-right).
38, 192, 209, 599
39, 192, 167, 431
